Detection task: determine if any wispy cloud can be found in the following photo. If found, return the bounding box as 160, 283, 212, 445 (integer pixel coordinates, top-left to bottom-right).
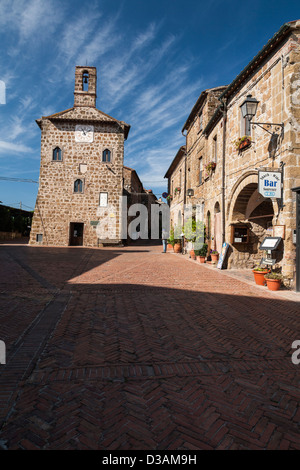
0, 0, 64, 45
102, 33, 177, 109
60, 11, 103, 64
19, 0, 63, 41
0, 140, 34, 155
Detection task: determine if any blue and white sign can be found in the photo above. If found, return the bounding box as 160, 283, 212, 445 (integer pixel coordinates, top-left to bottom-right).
258, 171, 282, 199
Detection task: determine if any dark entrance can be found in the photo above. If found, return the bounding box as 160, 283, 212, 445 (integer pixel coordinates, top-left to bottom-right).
69, 222, 84, 246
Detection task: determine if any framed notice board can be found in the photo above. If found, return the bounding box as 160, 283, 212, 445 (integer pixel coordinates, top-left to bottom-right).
230, 225, 249, 244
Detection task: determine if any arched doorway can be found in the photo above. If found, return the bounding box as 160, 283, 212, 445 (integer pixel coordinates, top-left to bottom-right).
207, 210, 211, 254
214, 202, 222, 253
227, 175, 279, 268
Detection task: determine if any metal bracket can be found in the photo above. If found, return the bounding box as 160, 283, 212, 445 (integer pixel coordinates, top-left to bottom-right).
251, 122, 284, 136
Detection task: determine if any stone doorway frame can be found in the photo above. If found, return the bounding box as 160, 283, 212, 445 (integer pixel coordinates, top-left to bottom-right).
69, 222, 84, 246
226, 171, 280, 268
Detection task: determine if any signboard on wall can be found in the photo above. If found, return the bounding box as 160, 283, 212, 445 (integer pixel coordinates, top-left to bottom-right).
99, 192, 108, 207
258, 171, 282, 199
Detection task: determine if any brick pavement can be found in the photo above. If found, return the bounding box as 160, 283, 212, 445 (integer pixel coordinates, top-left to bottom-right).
0, 242, 299, 450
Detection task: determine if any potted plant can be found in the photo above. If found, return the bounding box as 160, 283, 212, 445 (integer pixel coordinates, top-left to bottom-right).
210, 250, 219, 262
196, 243, 208, 263
173, 241, 182, 253
264, 272, 283, 291
234, 135, 251, 151
174, 187, 181, 195
204, 161, 216, 178
167, 228, 175, 251
183, 218, 206, 260
172, 225, 182, 253
166, 195, 173, 202
252, 266, 270, 286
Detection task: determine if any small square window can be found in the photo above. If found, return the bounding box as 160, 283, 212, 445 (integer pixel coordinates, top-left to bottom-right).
36, 234, 43, 242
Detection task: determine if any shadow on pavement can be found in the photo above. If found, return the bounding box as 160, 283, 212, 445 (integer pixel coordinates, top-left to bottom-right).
0, 243, 299, 450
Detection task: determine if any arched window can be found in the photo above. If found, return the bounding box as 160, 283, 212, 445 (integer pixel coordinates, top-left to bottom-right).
74, 179, 83, 193
102, 149, 111, 162
82, 71, 89, 91
53, 147, 62, 161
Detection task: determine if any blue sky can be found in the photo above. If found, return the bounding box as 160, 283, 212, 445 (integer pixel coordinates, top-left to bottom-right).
0, 0, 299, 211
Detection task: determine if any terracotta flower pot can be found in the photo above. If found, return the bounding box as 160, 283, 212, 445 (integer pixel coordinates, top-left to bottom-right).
265, 277, 282, 291
238, 138, 251, 150
190, 249, 196, 260
211, 254, 219, 262
253, 269, 270, 286
167, 243, 173, 251
197, 256, 206, 263
174, 243, 181, 253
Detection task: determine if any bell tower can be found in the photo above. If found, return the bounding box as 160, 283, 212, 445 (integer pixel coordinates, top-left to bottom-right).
74, 66, 97, 107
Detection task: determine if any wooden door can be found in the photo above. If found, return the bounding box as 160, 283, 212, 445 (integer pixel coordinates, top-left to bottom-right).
69, 223, 84, 246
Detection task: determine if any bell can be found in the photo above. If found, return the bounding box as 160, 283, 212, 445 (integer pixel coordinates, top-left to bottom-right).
83, 76, 88, 84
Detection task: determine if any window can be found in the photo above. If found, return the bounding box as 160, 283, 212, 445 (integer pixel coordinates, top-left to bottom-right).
36, 234, 43, 242
74, 179, 83, 193
199, 157, 203, 184
240, 108, 251, 136
52, 147, 62, 161
102, 149, 111, 162
213, 135, 217, 163
199, 113, 203, 132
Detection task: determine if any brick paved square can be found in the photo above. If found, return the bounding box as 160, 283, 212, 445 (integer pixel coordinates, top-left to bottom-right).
0, 243, 299, 449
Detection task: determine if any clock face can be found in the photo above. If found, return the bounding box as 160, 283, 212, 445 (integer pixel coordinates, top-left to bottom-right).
75, 124, 94, 143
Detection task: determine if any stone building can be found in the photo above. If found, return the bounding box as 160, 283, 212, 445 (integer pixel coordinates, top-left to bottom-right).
123, 166, 158, 241
29, 66, 130, 247
164, 146, 186, 232
165, 20, 300, 289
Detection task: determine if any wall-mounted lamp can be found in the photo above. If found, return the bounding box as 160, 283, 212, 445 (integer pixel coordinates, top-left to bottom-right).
240, 94, 284, 135
187, 189, 194, 197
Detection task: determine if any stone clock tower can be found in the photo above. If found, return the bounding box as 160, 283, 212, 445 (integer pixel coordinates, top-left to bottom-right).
29, 66, 130, 247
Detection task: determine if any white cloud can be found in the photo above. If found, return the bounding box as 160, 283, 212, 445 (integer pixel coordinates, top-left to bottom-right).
102, 33, 178, 109
0, 0, 64, 40
0, 140, 34, 155
60, 12, 103, 64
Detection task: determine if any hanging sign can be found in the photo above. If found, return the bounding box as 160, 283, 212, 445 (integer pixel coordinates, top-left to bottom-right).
258, 170, 282, 199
